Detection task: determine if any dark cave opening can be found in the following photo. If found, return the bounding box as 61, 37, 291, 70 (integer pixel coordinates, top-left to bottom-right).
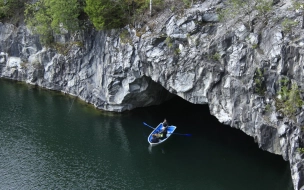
131, 95, 291, 169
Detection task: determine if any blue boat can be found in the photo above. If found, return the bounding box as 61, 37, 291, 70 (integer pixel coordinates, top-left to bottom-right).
147, 123, 177, 146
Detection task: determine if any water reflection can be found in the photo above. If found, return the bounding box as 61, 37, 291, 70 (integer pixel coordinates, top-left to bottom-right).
148, 144, 152, 154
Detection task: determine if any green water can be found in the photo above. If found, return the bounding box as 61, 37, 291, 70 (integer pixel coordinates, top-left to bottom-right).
0, 79, 293, 190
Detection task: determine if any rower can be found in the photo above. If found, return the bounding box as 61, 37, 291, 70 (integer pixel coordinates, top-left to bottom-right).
153, 119, 169, 140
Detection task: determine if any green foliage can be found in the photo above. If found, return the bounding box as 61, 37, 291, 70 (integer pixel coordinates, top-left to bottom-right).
0, 0, 10, 19
119, 29, 131, 44
278, 77, 289, 101
45, 0, 80, 33
217, 8, 230, 23
276, 78, 304, 118
292, 0, 304, 29
51, 41, 83, 55
281, 18, 298, 33
174, 48, 181, 55
84, 0, 164, 30
293, 1, 304, 10
218, 0, 273, 31
25, 1, 54, 45
170, 5, 175, 12
265, 103, 271, 113
0, 0, 25, 20
217, 0, 255, 30
211, 52, 221, 61
183, 0, 191, 8
84, 0, 127, 30
24, 0, 166, 44
165, 36, 173, 48
130, 0, 163, 24
255, 0, 273, 17
252, 43, 258, 49
73, 41, 83, 47
254, 68, 266, 96
25, 0, 81, 45
52, 42, 70, 55
298, 147, 304, 154
285, 83, 303, 116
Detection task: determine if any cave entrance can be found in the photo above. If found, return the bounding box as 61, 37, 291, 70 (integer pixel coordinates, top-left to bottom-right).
130, 94, 292, 190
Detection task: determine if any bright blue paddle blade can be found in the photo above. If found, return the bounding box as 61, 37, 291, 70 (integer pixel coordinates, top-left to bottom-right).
172, 133, 192, 136
143, 122, 155, 129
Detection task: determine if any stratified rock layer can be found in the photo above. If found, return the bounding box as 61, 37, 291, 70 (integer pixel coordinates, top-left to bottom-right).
0, 0, 303, 189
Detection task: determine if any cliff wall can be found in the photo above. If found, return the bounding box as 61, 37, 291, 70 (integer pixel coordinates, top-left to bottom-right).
0, 0, 303, 189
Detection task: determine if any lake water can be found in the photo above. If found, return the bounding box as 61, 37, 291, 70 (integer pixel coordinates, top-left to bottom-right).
0, 79, 294, 190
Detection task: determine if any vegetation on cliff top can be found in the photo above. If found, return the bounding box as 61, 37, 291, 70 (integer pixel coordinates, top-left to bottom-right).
218, 0, 273, 31
0, 0, 194, 45
1, 0, 302, 45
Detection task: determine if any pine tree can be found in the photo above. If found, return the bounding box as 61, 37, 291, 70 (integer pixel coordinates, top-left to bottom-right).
84, 0, 127, 30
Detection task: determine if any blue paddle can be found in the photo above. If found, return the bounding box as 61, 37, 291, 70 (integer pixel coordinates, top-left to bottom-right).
143, 122, 192, 136
143, 122, 155, 129
170, 132, 192, 136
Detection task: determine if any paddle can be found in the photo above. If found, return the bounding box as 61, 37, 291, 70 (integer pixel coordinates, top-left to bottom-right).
143, 122, 155, 129
143, 122, 192, 136
169, 132, 192, 137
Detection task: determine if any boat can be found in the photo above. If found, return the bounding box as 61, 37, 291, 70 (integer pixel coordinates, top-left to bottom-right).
147, 123, 177, 146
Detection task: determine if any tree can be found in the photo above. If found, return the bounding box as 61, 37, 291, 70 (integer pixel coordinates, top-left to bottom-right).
0, 0, 25, 20
25, 0, 54, 44
45, 0, 80, 33
84, 0, 127, 30
25, 0, 81, 45
0, 0, 11, 19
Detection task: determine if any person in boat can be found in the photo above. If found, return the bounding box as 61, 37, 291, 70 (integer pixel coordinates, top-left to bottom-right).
151, 134, 160, 143
162, 119, 168, 128
152, 119, 169, 140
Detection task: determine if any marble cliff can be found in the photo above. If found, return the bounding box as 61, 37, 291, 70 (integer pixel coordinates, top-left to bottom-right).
0, 0, 303, 189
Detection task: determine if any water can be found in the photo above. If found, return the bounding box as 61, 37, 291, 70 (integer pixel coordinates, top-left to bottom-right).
0, 79, 293, 190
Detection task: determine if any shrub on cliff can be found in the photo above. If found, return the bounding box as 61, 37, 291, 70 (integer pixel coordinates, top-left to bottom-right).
276, 77, 304, 118
253, 68, 266, 96
23, 0, 192, 45
281, 18, 298, 34
217, 0, 273, 31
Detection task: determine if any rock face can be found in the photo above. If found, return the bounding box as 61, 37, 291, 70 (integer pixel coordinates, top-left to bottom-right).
0, 0, 304, 189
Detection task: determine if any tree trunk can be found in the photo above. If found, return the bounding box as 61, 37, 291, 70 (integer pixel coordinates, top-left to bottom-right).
150, 0, 152, 17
